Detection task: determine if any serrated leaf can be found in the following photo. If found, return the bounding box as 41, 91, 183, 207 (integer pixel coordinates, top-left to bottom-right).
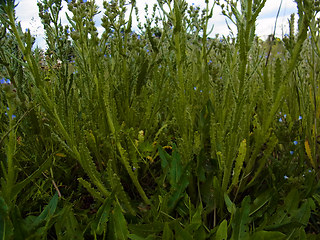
78, 143, 110, 198
106, 161, 135, 215
230, 139, 246, 191
78, 178, 104, 203
173, 0, 182, 33
305, 140, 315, 169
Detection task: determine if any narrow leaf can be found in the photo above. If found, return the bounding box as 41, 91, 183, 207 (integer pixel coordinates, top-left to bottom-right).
113, 203, 129, 240
251, 231, 285, 240
305, 140, 315, 169
230, 139, 246, 191
231, 196, 251, 240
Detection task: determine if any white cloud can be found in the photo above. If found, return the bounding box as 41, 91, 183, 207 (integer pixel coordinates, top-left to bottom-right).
16, 0, 42, 34
14, 0, 298, 49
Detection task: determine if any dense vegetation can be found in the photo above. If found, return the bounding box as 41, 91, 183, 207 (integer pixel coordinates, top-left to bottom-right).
1, 0, 320, 239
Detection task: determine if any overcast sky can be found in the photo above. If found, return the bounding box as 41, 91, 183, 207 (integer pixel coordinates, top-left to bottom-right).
15, 0, 298, 49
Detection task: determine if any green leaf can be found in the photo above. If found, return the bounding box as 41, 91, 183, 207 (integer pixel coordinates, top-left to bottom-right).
31, 192, 59, 228
291, 199, 312, 226
129, 222, 164, 237
165, 145, 190, 210
162, 222, 173, 240
249, 189, 273, 217
55, 205, 83, 240
167, 167, 189, 209
299, 227, 307, 240
174, 222, 193, 240
229, 139, 246, 191
266, 188, 300, 230
12, 193, 59, 239
91, 195, 114, 235
224, 193, 236, 215
112, 203, 129, 240
158, 146, 170, 169
186, 203, 203, 233
170, 144, 182, 188
193, 226, 207, 240
0, 197, 13, 240
128, 234, 157, 240
173, 0, 182, 33
250, 231, 285, 240
106, 161, 135, 215
11, 156, 53, 199
11, 193, 58, 240
146, 25, 159, 53
216, 220, 228, 240
78, 178, 104, 203
231, 196, 251, 240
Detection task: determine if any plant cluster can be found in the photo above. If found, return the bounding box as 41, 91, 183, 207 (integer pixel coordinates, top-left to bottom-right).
0, 0, 320, 239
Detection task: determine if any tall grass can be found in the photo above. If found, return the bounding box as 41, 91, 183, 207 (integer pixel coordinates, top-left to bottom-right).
1, 0, 320, 239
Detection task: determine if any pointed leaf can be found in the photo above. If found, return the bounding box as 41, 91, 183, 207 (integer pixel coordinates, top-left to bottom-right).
31, 192, 58, 227
91, 195, 113, 235
158, 146, 170, 169
170, 144, 182, 188
174, 222, 193, 240
11, 156, 53, 198
231, 196, 251, 240
230, 139, 246, 190
113, 203, 129, 240
186, 203, 203, 233
249, 189, 273, 216
224, 193, 236, 215
162, 222, 173, 240
216, 220, 228, 240
55, 205, 83, 240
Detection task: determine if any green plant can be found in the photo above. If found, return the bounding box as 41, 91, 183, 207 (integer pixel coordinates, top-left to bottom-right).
0, 0, 320, 239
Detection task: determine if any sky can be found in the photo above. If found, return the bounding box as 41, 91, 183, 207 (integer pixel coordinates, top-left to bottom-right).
15, 0, 298, 49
